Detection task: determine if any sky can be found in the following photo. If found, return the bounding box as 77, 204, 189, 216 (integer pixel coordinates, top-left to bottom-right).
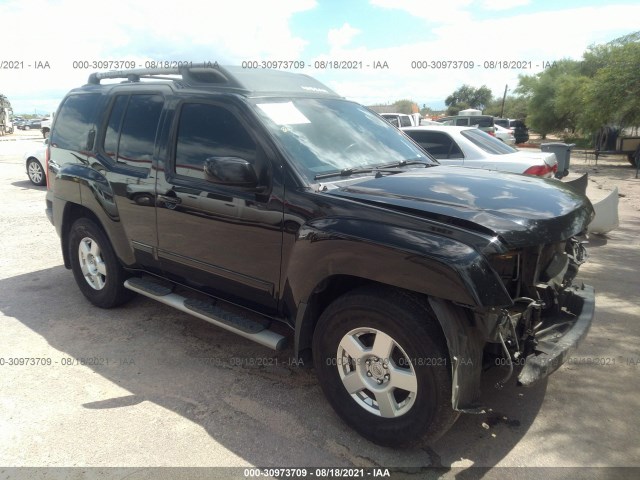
1, 0, 639, 115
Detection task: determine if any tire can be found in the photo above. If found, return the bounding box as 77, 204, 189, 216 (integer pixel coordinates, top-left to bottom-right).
24, 125, 30, 130
68, 218, 134, 308
26, 158, 46, 186
628, 152, 639, 168
312, 287, 459, 446
43, 129, 49, 139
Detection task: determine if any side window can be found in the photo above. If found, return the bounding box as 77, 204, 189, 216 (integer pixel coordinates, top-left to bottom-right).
174, 103, 257, 181
400, 116, 412, 127
51, 94, 100, 151
455, 118, 468, 126
117, 95, 163, 168
103, 96, 128, 161
409, 131, 463, 159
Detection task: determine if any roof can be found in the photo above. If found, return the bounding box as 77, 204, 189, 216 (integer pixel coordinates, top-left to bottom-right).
86, 63, 342, 98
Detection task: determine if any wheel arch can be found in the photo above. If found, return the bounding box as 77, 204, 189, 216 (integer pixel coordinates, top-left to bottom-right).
60, 203, 104, 269
295, 278, 486, 413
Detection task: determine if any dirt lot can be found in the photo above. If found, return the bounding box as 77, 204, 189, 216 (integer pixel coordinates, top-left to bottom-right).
0, 130, 639, 479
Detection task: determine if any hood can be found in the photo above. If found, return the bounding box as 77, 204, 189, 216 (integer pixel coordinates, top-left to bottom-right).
326, 166, 593, 248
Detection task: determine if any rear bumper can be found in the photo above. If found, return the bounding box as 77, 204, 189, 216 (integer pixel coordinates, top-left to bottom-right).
518, 284, 595, 386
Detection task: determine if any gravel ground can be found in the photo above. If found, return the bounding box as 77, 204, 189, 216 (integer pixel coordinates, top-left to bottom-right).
1, 130, 639, 479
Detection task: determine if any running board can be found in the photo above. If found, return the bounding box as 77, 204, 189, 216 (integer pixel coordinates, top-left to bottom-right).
124, 277, 287, 350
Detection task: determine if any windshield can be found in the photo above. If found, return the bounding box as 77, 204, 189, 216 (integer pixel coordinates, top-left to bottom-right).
252, 98, 433, 181
461, 128, 518, 155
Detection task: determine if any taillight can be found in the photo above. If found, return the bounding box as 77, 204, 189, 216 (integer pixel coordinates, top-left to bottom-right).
523, 163, 555, 177
45, 144, 50, 190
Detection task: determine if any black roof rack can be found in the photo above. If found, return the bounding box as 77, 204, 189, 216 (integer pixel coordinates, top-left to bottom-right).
86, 63, 341, 98
87, 63, 237, 86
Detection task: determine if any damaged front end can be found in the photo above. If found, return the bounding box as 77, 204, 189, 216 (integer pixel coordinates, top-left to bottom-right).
482, 235, 595, 387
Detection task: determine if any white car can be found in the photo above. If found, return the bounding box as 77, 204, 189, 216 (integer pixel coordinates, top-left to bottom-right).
494, 124, 516, 146
24, 140, 47, 186
401, 125, 558, 177
380, 112, 415, 127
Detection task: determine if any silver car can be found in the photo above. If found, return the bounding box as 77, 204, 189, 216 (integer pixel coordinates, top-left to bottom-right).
402, 125, 557, 177
24, 140, 47, 186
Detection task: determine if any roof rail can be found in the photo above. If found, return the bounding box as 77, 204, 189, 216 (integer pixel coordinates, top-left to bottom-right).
87, 62, 239, 87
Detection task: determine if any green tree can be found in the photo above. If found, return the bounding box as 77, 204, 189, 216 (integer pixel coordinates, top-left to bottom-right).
581, 41, 640, 131
515, 60, 581, 137
392, 99, 416, 114
444, 85, 492, 114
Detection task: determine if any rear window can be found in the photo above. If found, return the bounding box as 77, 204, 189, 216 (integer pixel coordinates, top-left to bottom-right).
51, 93, 100, 151
470, 116, 494, 128
399, 116, 412, 127
461, 128, 517, 155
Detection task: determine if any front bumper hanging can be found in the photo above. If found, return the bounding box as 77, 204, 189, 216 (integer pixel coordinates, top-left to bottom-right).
518, 283, 595, 386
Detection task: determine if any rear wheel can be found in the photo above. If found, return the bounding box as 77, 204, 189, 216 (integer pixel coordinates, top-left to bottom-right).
26, 158, 46, 186
68, 218, 133, 308
312, 287, 458, 446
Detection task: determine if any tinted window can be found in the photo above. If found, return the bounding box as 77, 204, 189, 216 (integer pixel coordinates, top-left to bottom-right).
175, 103, 257, 180
461, 128, 517, 154
51, 94, 100, 151
103, 95, 128, 161
407, 130, 463, 159
494, 118, 509, 128
117, 95, 163, 167
470, 116, 494, 128
400, 116, 412, 127
383, 116, 399, 127
455, 118, 469, 126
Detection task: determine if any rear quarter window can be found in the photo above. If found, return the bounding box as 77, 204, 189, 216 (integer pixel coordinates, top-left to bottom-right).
51, 94, 100, 151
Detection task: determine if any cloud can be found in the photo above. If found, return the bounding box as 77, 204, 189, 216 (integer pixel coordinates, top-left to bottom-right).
328, 23, 362, 50
313, 5, 640, 107
369, 0, 473, 24
0, 0, 317, 112
481, 0, 531, 11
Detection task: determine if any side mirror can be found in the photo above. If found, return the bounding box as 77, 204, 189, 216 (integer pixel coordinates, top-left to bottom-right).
203, 156, 258, 188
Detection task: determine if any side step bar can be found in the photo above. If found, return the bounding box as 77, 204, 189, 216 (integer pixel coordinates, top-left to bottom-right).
124, 277, 287, 351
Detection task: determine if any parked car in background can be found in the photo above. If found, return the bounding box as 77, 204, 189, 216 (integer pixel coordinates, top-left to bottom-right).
380, 112, 416, 127
494, 118, 529, 144
401, 125, 557, 177
24, 139, 47, 186
23, 119, 43, 130
494, 124, 516, 146
435, 114, 495, 135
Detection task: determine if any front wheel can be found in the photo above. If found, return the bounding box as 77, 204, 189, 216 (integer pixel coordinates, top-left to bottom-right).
312, 287, 458, 446
68, 218, 134, 308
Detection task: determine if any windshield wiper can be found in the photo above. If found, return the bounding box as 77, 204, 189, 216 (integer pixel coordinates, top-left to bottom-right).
314, 160, 432, 181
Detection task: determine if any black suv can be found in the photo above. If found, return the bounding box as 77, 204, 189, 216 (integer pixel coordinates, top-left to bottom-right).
46, 64, 595, 446
494, 118, 530, 144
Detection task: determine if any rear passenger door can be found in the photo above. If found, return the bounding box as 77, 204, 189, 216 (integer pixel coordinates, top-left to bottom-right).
96, 92, 166, 271
155, 99, 284, 311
